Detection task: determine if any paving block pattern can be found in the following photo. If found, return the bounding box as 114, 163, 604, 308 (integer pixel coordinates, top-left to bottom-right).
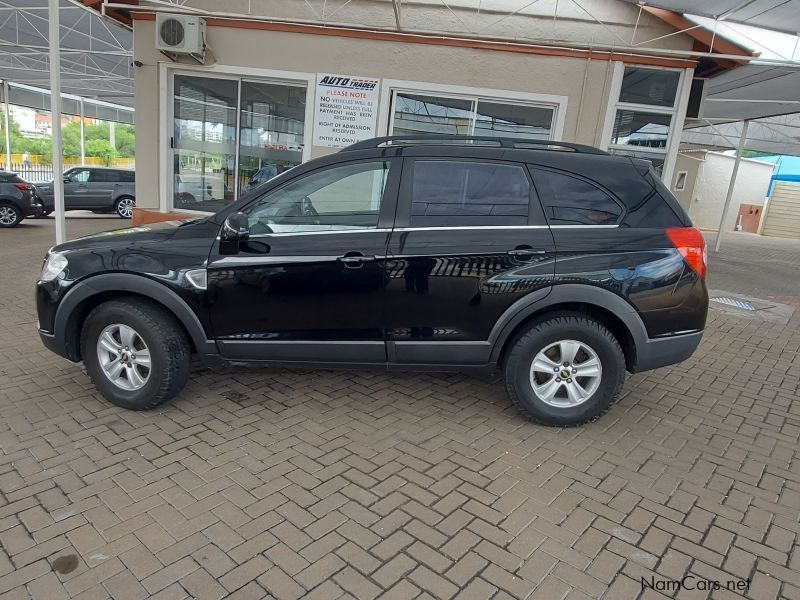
1, 219, 799, 599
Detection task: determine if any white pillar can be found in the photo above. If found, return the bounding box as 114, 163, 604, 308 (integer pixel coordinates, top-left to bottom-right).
109, 120, 115, 160
48, 0, 65, 244
3, 80, 10, 172
713, 120, 749, 253
79, 98, 85, 165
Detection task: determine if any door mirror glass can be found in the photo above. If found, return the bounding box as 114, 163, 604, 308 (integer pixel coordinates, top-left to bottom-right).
222, 211, 250, 241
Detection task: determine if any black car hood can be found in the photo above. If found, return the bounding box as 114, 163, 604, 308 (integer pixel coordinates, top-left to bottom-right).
52, 218, 206, 253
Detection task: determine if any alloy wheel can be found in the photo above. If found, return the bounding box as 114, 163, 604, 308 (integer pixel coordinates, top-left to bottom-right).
0, 206, 18, 226
117, 198, 134, 218
96, 324, 151, 390
529, 339, 603, 408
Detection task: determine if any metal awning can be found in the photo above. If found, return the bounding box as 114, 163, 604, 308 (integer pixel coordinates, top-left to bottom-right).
0, 0, 132, 105
697, 64, 800, 122
620, 0, 800, 35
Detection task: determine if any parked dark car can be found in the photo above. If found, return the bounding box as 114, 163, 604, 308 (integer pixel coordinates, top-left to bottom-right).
36, 167, 136, 218
36, 136, 708, 426
0, 171, 43, 227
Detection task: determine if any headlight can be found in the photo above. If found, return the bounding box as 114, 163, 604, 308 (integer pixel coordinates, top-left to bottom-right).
41, 252, 68, 282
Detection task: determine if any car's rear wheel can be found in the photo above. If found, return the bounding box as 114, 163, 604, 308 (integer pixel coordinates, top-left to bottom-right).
0, 203, 22, 227
81, 298, 190, 410
114, 196, 135, 218
504, 315, 625, 426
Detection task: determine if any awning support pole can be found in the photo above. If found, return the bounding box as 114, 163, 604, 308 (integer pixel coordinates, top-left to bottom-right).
48, 0, 65, 245
713, 119, 749, 253
3, 80, 10, 171
79, 98, 85, 165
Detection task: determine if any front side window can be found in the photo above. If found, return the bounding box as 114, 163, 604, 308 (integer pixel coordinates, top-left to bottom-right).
410, 160, 530, 227
69, 169, 90, 183
532, 168, 622, 226
244, 161, 390, 234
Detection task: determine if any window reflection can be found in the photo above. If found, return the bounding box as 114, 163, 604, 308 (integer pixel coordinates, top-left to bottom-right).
611, 110, 671, 149
474, 102, 552, 140
392, 94, 473, 136
238, 81, 305, 197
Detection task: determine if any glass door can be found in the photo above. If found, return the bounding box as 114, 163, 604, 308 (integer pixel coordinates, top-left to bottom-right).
173, 74, 238, 213
171, 73, 308, 213
237, 81, 305, 196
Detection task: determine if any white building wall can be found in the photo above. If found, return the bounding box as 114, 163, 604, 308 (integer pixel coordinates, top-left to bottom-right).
685, 152, 774, 231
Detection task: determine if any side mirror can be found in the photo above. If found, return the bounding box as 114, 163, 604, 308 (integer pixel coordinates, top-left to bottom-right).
63, 177, 71, 183
221, 211, 250, 242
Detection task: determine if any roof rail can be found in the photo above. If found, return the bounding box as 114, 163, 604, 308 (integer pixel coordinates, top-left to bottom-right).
342, 135, 608, 155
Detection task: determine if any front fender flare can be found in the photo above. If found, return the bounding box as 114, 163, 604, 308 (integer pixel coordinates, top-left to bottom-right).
54, 273, 216, 361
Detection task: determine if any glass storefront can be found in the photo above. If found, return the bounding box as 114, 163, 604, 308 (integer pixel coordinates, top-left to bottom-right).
172, 73, 306, 213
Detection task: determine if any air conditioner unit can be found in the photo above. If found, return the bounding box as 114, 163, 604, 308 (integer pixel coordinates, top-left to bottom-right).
156, 14, 206, 61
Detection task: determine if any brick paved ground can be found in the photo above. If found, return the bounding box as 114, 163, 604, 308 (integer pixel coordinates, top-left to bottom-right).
1, 216, 799, 600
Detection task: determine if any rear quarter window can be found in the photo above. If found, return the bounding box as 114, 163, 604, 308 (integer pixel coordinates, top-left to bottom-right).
621, 169, 686, 228
530, 167, 622, 225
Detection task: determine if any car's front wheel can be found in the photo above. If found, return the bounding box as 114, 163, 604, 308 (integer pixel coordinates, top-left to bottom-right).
504, 315, 625, 426
0, 203, 22, 227
81, 298, 190, 410
114, 196, 135, 218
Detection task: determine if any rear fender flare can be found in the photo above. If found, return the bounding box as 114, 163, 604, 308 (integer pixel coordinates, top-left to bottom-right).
488, 284, 648, 363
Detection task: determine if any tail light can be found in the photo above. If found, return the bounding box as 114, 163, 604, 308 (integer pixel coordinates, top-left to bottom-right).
667, 227, 706, 278
14, 183, 32, 192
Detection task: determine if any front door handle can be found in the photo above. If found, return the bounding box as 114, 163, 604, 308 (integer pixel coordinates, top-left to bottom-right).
337, 252, 376, 268
508, 247, 546, 260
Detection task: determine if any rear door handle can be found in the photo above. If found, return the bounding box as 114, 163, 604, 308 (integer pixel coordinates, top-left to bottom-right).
337, 253, 376, 268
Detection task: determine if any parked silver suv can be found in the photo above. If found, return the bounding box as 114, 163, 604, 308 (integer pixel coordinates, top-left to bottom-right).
37, 167, 136, 218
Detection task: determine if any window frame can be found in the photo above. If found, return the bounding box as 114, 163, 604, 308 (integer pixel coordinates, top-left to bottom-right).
379, 79, 568, 141
601, 63, 692, 186
394, 156, 547, 229
239, 157, 401, 238
528, 165, 626, 227
673, 170, 688, 192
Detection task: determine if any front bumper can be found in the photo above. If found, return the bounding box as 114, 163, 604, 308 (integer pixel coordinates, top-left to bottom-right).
634, 330, 704, 372
38, 329, 72, 360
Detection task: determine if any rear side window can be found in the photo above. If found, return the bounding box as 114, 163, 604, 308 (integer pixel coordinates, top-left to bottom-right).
90, 170, 119, 183
531, 168, 622, 225
117, 171, 135, 183
410, 160, 530, 227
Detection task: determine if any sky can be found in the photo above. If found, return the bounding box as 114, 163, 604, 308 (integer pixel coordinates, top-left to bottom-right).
686, 14, 800, 61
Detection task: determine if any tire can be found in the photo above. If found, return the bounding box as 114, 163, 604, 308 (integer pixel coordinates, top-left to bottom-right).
0, 203, 22, 227
80, 298, 190, 410
114, 196, 135, 219
504, 314, 625, 426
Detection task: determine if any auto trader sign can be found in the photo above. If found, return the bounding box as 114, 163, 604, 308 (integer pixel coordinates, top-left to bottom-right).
313, 74, 380, 148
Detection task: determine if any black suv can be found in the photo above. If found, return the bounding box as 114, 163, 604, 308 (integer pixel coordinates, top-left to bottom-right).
36, 136, 708, 426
